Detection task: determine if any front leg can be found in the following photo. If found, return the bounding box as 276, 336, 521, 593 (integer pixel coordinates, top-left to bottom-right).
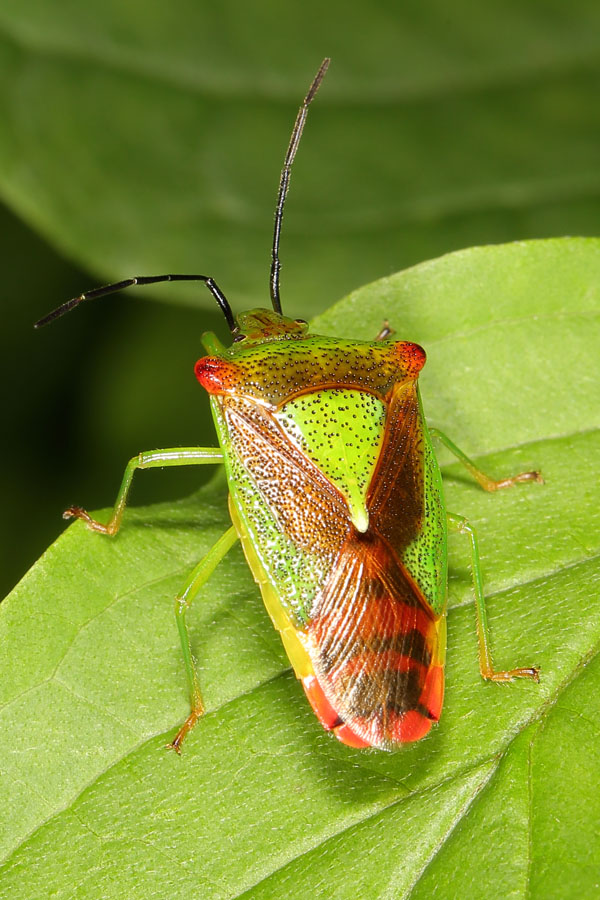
65, 446, 223, 535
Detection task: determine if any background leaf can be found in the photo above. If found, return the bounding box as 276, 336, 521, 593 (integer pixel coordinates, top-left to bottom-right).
1, 238, 599, 899
2, 0, 600, 593
1, 1, 600, 312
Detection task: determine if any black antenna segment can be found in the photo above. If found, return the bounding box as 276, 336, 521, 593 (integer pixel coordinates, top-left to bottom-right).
34, 274, 237, 334
269, 57, 330, 316
35, 60, 331, 333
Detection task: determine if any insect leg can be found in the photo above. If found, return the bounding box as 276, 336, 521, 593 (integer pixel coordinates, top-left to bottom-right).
169, 525, 239, 753
429, 428, 543, 491
65, 447, 223, 535
374, 320, 395, 341
447, 512, 539, 683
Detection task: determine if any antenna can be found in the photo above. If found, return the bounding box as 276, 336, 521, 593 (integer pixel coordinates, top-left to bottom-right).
34, 274, 237, 334
35, 59, 332, 333
269, 58, 330, 315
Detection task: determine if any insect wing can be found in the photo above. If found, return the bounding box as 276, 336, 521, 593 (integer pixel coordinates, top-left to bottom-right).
306, 382, 446, 749
213, 393, 349, 625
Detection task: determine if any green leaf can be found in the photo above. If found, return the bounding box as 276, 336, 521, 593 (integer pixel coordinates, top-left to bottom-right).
1, 238, 599, 899
0, 2, 600, 318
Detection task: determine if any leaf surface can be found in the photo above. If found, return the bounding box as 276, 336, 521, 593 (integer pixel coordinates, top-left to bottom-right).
1, 238, 599, 898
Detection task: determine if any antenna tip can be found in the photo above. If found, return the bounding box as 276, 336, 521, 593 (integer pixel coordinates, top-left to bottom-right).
34, 295, 82, 329
306, 59, 331, 103
34, 311, 55, 329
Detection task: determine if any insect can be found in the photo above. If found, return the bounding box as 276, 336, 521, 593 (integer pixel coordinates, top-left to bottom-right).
36, 58, 541, 751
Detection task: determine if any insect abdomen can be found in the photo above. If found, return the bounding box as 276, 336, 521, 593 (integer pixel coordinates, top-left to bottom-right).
304, 531, 445, 749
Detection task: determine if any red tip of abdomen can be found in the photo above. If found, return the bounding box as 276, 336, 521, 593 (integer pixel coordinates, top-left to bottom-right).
334, 708, 434, 746
301, 665, 444, 750
302, 674, 341, 730
302, 674, 373, 749
419, 663, 444, 723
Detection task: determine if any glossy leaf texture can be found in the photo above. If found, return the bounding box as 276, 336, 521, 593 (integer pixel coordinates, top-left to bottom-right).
1, 238, 599, 899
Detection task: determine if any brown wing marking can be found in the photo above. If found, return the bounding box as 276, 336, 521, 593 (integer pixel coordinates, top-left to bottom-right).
306, 532, 444, 749
367, 380, 424, 552
222, 395, 351, 573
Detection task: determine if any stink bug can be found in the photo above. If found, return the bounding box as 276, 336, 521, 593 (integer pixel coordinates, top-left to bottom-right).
36, 59, 541, 751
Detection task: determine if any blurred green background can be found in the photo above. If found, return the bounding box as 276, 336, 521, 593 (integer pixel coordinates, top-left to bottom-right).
2, 0, 600, 595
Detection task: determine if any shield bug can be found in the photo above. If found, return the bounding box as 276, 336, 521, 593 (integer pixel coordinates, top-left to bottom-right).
36, 58, 541, 751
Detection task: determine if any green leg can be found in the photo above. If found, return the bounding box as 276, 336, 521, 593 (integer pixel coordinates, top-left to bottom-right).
447, 512, 539, 683
168, 525, 239, 753
64, 447, 224, 535
429, 428, 543, 492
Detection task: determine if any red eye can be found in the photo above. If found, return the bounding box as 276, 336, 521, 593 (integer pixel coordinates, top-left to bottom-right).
194, 357, 238, 394
394, 341, 426, 376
